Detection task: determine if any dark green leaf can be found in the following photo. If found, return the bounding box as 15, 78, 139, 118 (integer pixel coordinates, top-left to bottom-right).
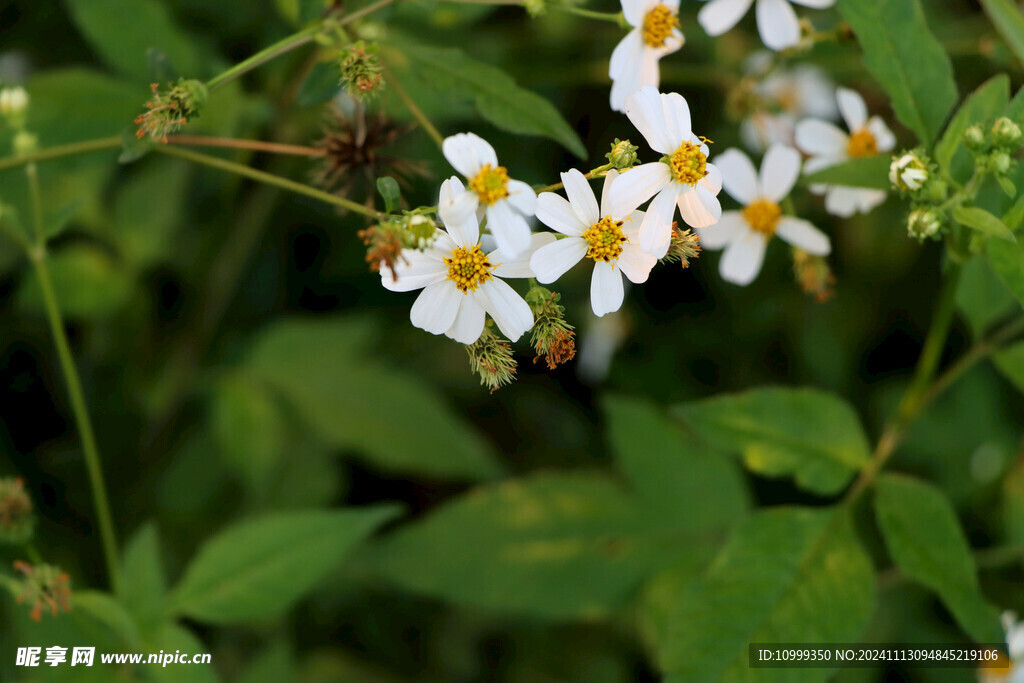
988, 233, 1024, 307
671, 387, 871, 495
112, 159, 191, 267
994, 341, 1024, 394
209, 372, 287, 491
119, 522, 168, 631
838, 0, 957, 147
17, 244, 134, 319
661, 507, 875, 682
1003, 458, 1024, 545
376, 177, 402, 214
934, 75, 1009, 181
148, 48, 178, 82
956, 256, 1018, 338
801, 155, 892, 190
119, 126, 154, 164
299, 0, 328, 22
296, 61, 342, 107
73, 591, 141, 649
978, 0, 1024, 68
953, 205, 1017, 242
875, 474, 1002, 643
168, 506, 399, 623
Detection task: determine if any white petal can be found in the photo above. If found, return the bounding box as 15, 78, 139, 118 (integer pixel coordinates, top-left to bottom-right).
562, 168, 600, 226
479, 278, 534, 342
789, 0, 834, 6
487, 201, 532, 258
759, 143, 802, 202
445, 295, 486, 344
836, 87, 867, 132
624, 86, 676, 154
617, 243, 658, 283
380, 250, 446, 292
622, 209, 645, 242
823, 186, 862, 217
506, 179, 537, 217
677, 184, 722, 228
439, 179, 480, 248
492, 232, 558, 278
661, 91, 693, 146
600, 169, 619, 217
716, 148, 760, 204
855, 188, 887, 213
695, 210, 744, 250
867, 116, 896, 152
529, 237, 589, 283
720, 230, 768, 285
440, 189, 480, 234
700, 162, 723, 195
410, 281, 462, 334
698, 0, 754, 36
639, 185, 679, 257
756, 0, 801, 51
610, 162, 672, 215
620, 0, 651, 27
775, 216, 830, 255
536, 192, 587, 236
442, 132, 498, 178
439, 176, 466, 205
590, 260, 626, 317
795, 119, 848, 157
610, 28, 644, 78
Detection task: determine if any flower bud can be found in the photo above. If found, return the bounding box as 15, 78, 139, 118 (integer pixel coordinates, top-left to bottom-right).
907, 208, 942, 241
606, 138, 638, 170
0, 86, 28, 127
525, 286, 576, 370
13, 561, 71, 621
406, 214, 437, 249
921, 178, 949, 204
986, 150, 1013, 175
338, 41, 384, 101
963, 124, 986, 151
465, 326, 517, 392
0, 478, 34, 544
889, 151, 928, 192
992, 116, 1022, 148
134, 79, 208, 143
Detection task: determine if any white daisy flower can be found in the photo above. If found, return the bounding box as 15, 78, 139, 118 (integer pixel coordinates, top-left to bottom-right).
698, 0, 836, 51
698, 144, 829, 285
794, 87, 896, 218
610, 86, 723, 259
532, 169, 658, 317
609, 0, 684, 113
740, 61, 838, 152
439, 132, 537, 259
381, 177, 547, 344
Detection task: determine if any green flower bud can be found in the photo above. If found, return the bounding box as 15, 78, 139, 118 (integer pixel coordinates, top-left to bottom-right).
963, 124, 986, 150
606, 138, 639, 170
0, 86, 29, 128
406, 214, 438, 249
338, 41, 384, 101
921, 178, 949, 204
134, 79, 208, 143
13, 131, 37, 156
992, 116, 1022, 148
907, 208, 942, 241
987, 150, 1013, 175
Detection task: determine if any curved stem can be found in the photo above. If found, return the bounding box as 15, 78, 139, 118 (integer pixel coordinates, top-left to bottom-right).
382, 66, 444, 150
0, 137, 121, 173
205, 24, 322, 92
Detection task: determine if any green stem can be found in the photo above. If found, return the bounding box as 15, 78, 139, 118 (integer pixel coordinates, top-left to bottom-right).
383, 66, 444, 150
153, 145, 385, 219
28, 247, 120, 592
0, 137, 121, 173
205, 24, 322, 92
25, 163, 45, 242
555, 6, 627, 26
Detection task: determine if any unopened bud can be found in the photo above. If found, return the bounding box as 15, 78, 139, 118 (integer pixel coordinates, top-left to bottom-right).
963, 124, 986, 151
406, 215, 437, 249
338, 41, 384, 101
992, 116, 1022, 148
0, 478, 34, 544
606, 138, 638, 170
889, 151, 928, 192
134, 79, 208, 143
907, 208, 942, 241
526, 286, 576, 370
0, 86, 28, 126
921, 178, 949, 204
13, 561, 71, 621
13, 131, 37, 156
465, 326, 517, 393
986, 150, 1013, 175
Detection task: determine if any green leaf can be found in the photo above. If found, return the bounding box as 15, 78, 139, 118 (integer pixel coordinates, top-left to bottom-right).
988, 235, 1024, 307
671, 387, 871, 495
387, 43, 587, 158
1004, 85, 1024, 129
1003, 457, 1024, 545
837, 0, 957, 147
299, 0, 328, 23
978, 0, 1024, 68
994, 341, 1024, 394
801, 155, 892, 190
209, 372, 287, 491
112, 159, 191, 266
296, 61, 342, 107
17, 244, 134, 319
376, 177, 402, 214
245, 317, 502, 480
998, 175, 1017, 198
934, 75, 1009, 181
366, 473, 694, 619
146, 623, 218, 683
43, 200, 85, 241
73, 591, 141, 649
66, 0, 204, 82
953, 206, 1017, 242
956, 256, 1018, 338
119, 522, 168, 631
874, 473, 1002, 643
661, 507, 875, 682
168, 506, 399, 624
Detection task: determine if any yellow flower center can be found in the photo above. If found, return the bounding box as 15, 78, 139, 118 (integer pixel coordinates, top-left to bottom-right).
469, 164, 510, 206
444, 245, 495, 293
846, 128, 878, 158
742, 199, 782, 237
642, 5, 679, 48
666, 141, 708, 185
582, 216, 627, 263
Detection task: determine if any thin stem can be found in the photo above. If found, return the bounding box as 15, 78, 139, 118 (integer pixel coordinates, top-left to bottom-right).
153, 145, 385, 219
555, 6, 627, 25
383, 66, 444, 150
205, 24, 322, 92
29, 248, 120, 592
167, 135, 325, 157
341, 0, 402, 25
0, 137, 121, 173
25, 163, 45, 242
535, 163, 612, 194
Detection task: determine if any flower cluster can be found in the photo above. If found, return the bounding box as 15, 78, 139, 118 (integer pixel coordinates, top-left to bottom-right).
13, 561, 72, 622
134, 79, 208, 143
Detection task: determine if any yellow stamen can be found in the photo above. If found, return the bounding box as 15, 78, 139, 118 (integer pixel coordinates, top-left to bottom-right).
583, 216, 627, 263
666, 141, 708, 185
469, 164, 510, 206
846, 128, 878, 158
444, 245, 495, 293
742, 199, 782, 237
642, 5, 679, 48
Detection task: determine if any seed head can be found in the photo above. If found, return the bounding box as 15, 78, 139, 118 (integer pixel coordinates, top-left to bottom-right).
13, 561, 71, 621
526, 287, 576, 370
465, 327, 517, 393
134, 79, 208, 143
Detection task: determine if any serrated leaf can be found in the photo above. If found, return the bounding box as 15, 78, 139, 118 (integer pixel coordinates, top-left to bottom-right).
387, 43, 586, 158
954, 206, 1017, 242
838, 0, 957, 147
875, 474, 1002, 643
661, 507, 875, 682
168, 506, 399, 623
245, 317, 502, 480
376, 177, 401, 213
979, 0, 1024, 69
671, 387, 871, 495
801, 155, 891, 190
935, 75, 1009, 181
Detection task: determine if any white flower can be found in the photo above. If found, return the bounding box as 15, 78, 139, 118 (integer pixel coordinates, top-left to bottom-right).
698, 0, 835, 51
795, 87, 896, 218
610, 86, 722, 259
439, 132, 537, 258
889, 152, 928, 191
609, 0, 684, 112
381, 177, 547, 344
0, 86, 28, 118
740, 61, 838, 152
532, 169, 658, 317
698, 144, 829, 285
